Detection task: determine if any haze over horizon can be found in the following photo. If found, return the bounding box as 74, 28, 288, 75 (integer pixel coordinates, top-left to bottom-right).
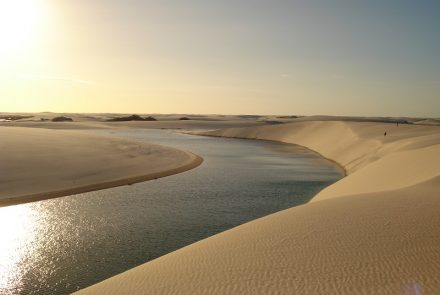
0, 0, 439, 117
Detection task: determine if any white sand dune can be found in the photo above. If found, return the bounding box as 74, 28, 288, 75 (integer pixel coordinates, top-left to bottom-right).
205, 121, 440, 201
0, 127, 202, 206
77, 121, 440, 294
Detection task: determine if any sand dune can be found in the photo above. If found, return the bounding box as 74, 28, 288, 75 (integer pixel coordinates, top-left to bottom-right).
0, 127, 202, 206
205, 121, 440, 200
77, 178, 440, 294
77, 121, 440, 294
0, 119, 266, 131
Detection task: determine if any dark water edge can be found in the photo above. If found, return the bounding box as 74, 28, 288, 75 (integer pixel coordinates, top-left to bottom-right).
0, 129, 343, 294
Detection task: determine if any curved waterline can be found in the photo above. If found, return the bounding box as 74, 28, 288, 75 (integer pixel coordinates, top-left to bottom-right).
0, 129, 343, 294
0, 148, 203, 208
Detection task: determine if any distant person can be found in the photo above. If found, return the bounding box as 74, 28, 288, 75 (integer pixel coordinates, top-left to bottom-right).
384, 132, 387, 136
397, 122, 399, 127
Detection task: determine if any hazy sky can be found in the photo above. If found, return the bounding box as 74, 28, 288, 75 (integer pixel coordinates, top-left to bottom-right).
0, 0, 439, 116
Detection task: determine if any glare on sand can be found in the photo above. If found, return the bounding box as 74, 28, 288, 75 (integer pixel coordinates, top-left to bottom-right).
0, 0, 43, 57
0, 205, 37, 291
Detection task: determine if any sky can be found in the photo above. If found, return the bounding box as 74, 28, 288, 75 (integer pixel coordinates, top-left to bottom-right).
0, 0, 439, 116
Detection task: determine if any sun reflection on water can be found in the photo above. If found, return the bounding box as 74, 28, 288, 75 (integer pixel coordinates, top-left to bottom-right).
0, 204, 38, 293
0, 130, 345, 293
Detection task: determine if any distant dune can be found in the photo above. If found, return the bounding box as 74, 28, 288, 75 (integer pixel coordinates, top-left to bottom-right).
106, 114, 157, 122
76, 120, 440, 294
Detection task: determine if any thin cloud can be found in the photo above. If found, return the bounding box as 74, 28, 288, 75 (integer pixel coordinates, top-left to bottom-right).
330, 74, 346, 81
17, 74, 96, 85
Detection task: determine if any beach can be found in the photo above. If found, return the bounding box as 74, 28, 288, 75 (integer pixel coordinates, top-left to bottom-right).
75, 119, 440, 294
0, 126, 202, 207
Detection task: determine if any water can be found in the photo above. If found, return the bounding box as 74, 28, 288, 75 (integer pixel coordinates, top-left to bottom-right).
0, 129, 343, 294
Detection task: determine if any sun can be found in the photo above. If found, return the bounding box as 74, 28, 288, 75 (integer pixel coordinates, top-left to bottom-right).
0, 0, 43, 58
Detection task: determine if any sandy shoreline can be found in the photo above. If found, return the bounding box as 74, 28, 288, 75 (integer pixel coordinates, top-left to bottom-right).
2, 117, 439, 294
195, 132, 349, 176
76, 120, 440, 294
0, 127, 203, 207
0, 154, 203, 207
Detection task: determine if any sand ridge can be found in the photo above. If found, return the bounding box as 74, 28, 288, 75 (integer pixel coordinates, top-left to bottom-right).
76, 120, 440, 294
205, 121, 440, 200
0, 127, 203, 206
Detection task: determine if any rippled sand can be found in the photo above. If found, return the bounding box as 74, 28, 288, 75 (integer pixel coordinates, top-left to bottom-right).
77, 120, 440, 294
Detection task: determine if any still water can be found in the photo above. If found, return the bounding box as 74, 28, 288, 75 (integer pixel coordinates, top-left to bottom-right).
0, 129, 343, 294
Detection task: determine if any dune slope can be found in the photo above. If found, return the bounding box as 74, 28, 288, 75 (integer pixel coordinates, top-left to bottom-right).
205, 121, 440, 201
76, 121, 440, 294
77, 177, 440, 294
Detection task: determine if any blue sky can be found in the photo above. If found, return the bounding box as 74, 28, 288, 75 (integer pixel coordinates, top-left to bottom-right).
1, 0, 439, 116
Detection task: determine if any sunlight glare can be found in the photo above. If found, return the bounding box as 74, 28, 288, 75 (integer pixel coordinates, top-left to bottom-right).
0, 205, 37, 291
0, 0, 43, 58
